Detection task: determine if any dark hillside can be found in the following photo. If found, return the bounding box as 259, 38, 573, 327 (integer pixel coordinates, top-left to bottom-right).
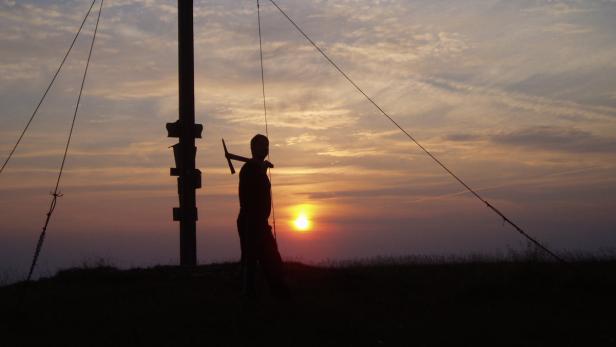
1, 260, 615, 346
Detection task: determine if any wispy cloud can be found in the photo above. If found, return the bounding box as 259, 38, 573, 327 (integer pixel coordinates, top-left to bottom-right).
447, 126, 616, 154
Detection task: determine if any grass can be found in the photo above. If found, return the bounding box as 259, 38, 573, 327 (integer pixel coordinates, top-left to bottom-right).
1, 255, 615, 346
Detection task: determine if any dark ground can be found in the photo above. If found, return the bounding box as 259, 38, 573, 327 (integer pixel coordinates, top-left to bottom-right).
1, 258, 615, 346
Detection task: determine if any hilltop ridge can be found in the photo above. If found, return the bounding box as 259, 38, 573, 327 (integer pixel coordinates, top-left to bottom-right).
1, 259, 615, 346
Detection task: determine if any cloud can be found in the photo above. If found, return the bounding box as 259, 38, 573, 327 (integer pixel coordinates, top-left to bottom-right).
0, 60, 40, 81
448, 126, 616, 154
90, 77, 176, 100
299, 184, 458, 201
491, 126, 616, 153
445, 133, 482, 142
543, 22, 593, 34
523, 2, 594, 16
317, 146, 383, 158
286, 133, 317, 145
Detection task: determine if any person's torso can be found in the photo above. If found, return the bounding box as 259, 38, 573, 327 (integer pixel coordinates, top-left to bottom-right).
238, 160, 271, 222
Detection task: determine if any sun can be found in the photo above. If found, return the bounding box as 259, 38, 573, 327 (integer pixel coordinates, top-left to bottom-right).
293, 213, 311, 232
290, 204, 313, 233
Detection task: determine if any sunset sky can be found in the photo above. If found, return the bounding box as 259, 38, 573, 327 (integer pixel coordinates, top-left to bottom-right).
1, 0, 615, 281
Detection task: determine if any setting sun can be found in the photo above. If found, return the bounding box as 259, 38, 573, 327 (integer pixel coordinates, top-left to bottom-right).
290, 204, 314, 232
293, 213, 310, 231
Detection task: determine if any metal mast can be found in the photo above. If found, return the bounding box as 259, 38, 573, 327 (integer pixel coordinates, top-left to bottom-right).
167, 0, 202, 266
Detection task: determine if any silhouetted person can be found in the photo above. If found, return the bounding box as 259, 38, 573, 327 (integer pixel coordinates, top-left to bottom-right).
237, 134, 288, 300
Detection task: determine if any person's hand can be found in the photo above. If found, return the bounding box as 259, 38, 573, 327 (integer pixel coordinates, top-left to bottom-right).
263, 160, 274, 169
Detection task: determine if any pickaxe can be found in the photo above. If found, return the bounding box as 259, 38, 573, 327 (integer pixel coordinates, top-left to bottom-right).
222, 138, 274, 174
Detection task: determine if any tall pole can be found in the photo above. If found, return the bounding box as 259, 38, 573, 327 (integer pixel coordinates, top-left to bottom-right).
167, 0, 202, 266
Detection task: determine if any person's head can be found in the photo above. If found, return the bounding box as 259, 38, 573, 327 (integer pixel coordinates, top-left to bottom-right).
250, 134, 269, 160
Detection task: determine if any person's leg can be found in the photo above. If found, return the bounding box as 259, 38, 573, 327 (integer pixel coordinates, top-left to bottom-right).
243, 259, 257, 299
259, 226, 289, 297
243, 231, 258, 299
238, 219, 257, 299
237, 218, 246, 280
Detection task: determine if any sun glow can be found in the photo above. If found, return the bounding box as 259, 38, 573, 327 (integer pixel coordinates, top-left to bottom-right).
290, 204, 313, 232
